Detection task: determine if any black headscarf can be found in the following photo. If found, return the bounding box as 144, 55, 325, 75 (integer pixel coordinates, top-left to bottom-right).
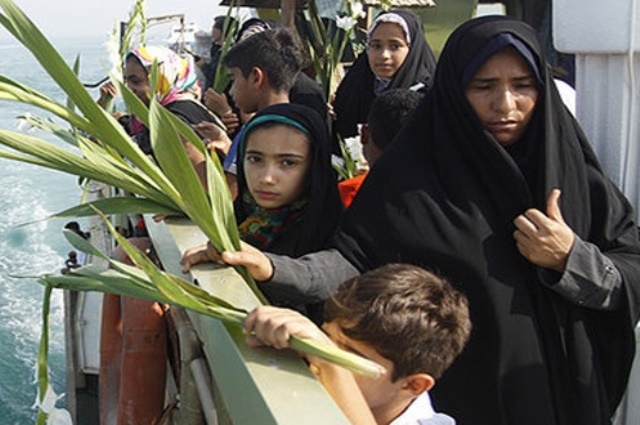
235, 103, 342, 259
332, 9, 436, 140
333, 16, 640, 425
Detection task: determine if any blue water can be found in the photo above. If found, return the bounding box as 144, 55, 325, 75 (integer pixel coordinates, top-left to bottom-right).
0, 36, 109, 423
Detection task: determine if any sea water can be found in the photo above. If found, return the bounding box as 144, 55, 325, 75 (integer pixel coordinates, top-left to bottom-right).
0, 36, 109, 424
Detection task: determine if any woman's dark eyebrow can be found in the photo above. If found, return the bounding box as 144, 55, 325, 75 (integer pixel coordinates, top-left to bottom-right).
471, 73, 535, 83
369, 36, 407, 42
513, 74, 536, 82
245, 149, 306, 159
275, 153, 306, 160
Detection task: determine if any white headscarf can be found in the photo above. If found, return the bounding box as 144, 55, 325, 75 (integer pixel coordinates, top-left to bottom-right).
367, 12, 411, 46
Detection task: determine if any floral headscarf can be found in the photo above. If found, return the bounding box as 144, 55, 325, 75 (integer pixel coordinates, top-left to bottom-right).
126, 46, 201, 105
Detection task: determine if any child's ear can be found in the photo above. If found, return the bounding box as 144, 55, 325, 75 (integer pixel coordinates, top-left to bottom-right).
251, 67, 266, 89
400, 373, 435, 396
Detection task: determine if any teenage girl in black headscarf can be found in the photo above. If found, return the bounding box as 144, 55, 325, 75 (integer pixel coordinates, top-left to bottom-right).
233, 103, 342, 260
214, 16, 640, 425
182, 103, 342, 317
332, 9, 436, 141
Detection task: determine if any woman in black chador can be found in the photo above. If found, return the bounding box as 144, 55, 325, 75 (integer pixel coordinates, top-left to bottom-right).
331, 16, 640, 424
223, 16, 640, 425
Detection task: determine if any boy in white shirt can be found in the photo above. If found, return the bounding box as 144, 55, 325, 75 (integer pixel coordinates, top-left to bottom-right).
244, 263, 471, 424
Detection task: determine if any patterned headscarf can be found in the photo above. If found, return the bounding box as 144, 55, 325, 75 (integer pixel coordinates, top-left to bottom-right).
126, 46, 201, 105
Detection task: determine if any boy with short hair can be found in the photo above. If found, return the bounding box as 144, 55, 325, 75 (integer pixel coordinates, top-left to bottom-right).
222, 26, 303, 115
244, 263, 472, 424
339, 89, 422, 207
362, 88, 422, 165
211, 27, 306, 196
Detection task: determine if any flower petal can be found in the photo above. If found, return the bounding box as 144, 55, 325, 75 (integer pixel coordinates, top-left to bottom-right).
47, 407, 74, 425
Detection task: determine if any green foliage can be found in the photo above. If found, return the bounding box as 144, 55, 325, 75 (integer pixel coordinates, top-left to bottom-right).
212, 2, 240, 93
35, 286, 51, 425
306, 0, 366, 100
332, 135, 359, 181
119, 0, 148, 56
0, 2, 385, 420
42, 222, 385, 379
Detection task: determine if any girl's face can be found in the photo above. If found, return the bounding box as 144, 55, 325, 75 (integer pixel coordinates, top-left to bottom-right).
124, 57, 150, 105
367, 22, 410, 80
243, 125, 311, 209
464, 48, 539, 146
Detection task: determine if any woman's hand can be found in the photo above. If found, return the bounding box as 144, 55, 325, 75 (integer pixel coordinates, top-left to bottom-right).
97, 82, 117, 108
513, 189, 575, 272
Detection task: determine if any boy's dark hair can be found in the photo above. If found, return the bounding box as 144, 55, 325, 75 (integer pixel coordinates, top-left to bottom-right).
324, 263, 471, 381
367, 89, 422, 151
222, 27, 304, 92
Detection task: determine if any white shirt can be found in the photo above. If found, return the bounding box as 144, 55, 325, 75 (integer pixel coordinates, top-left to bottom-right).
389, 392, 456, 425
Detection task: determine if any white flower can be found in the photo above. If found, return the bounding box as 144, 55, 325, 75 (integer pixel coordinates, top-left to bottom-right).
344, 136, 364, 162
47, 408, 73, 425
104, 25, 123, 80
336, 15, 357, 31
332, 154, 346, 169
350, 2, 366, 19
34, 383, 73, 425
33, 384, 58, 412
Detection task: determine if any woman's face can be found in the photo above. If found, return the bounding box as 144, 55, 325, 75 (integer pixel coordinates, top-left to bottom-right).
465, 48, 539, 146
244, 125, 311, 210
367, 22, 410, 80
124, 57, 150, 105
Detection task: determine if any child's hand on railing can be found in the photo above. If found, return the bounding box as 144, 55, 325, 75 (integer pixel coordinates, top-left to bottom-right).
181, 240, 274, 283
181, 241, 223, 273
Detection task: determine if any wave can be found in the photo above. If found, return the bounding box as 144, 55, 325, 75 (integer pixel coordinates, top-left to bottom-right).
0, 161, 68, 422
0, 35, 104, 423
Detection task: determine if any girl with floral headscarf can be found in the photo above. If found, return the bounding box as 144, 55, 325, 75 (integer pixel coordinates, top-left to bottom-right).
121, 46, 230, 178
99, 46, 230, 425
